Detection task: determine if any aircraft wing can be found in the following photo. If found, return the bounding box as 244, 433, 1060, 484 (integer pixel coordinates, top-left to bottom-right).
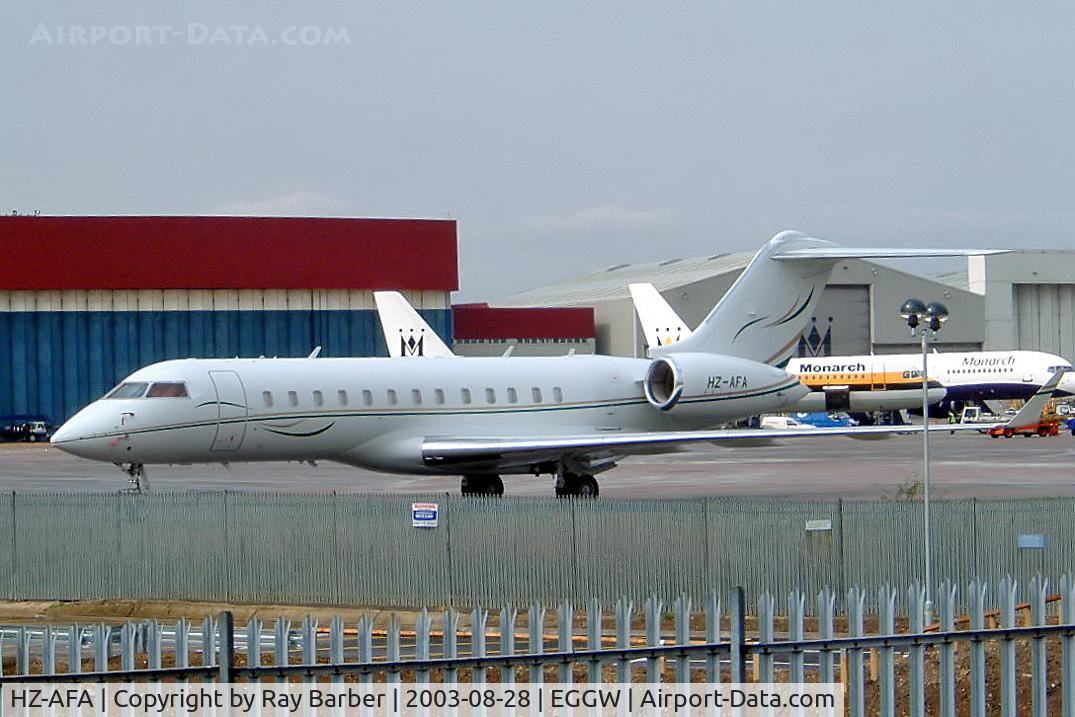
374, 291, 455, 358
1006, 369, 1066, 428
771, 248, 1009, 260
422, 422, 998, 469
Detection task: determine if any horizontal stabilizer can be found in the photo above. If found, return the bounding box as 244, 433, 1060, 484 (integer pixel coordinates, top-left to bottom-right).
771, 247, 1008, 260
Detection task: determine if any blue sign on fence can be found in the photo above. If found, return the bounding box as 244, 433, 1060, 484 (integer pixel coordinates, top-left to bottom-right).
412, 502, 439, 529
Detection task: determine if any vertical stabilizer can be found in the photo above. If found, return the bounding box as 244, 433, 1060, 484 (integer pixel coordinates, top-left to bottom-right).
374, 291, 455, 358
659, 231, 836, 365
628, 283, 693, 354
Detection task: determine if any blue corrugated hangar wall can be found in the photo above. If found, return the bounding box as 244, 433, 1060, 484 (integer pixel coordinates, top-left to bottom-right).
0, 297, 451, 424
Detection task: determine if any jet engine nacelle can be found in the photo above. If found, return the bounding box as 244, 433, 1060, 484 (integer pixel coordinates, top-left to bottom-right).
643, 352, 797, 411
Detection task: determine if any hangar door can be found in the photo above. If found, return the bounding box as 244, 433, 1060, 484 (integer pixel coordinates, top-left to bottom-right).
1015, 284, 1075, 362
795, 285, 870, 358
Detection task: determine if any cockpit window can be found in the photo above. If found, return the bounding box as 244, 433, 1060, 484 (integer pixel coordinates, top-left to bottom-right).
147, 382, 189, 398
105, 382, 149, 399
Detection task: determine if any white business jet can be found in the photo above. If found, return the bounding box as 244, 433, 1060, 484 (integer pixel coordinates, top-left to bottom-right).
51, 231, 1005, 496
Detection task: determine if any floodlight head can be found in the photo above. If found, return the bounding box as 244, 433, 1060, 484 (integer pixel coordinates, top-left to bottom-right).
900, 298, 926, 328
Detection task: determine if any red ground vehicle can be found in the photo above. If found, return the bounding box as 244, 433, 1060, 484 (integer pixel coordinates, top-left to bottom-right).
988, 421, 1061, 438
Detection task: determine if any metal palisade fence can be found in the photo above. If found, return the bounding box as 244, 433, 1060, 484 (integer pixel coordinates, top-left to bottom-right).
2, 577, 1075, 716
0, 492, 1073, 608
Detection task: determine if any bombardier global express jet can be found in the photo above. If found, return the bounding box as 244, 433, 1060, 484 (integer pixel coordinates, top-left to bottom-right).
51, 231, 1006, 495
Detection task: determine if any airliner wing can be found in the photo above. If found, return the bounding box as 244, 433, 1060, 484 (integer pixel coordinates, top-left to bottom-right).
771, 248, 1009, 260
374, 291, 455, 358
1007, 369, 1066, 428
422, 422, 995, 469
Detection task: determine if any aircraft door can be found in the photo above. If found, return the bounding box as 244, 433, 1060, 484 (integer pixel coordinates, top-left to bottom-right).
209, 370, 248, 452
871, 362, 886, 390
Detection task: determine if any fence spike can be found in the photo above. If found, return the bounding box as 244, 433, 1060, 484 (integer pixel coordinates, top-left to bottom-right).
674, 593, 693, 684
329, 615, 345, 685
999, 575, 1018, 717
1061, 575, 1075, 717
615, 596, 633, 684
175, 618, 190, 670
878, 585, 896, 717
846, 586, 866, 717
1030, 575, 1049, 717
414, 609, 432, 684
586, 599, 603, 684
357, 614, 373, 685
473, 607, 490, 684
817, 587, 836, 685
788, 591, 805, 685
938, 580, 957, 717
968, 579, 988, 717
705, 590, 721, 684
645, 595, 664, 684
500, 606, 518, 685
444, 607, 460, 684
908, 582, 926, 717
756, 592, 775, 683
66, 624, 80, 675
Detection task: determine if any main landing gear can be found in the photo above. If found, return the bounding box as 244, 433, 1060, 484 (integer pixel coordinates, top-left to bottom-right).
460, 474, 504, 496
120, 463, 149, 493
555, 472, 599, 498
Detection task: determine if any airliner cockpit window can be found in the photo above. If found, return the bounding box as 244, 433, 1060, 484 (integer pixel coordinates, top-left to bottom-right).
105, 382, 149, 399
147, 382, 189, 398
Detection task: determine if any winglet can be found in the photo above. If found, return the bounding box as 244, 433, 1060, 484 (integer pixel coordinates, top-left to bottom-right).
374, 291, 455, 358
1005, 370, 1066, 428
307, 346, 322, 359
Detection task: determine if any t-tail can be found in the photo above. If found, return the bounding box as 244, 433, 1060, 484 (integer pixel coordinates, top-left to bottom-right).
656, 230, 1006, 366
373, 291, 455, 358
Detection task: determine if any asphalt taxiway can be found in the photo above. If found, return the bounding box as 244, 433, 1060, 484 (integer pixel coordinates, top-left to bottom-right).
1, 431, 1072, 499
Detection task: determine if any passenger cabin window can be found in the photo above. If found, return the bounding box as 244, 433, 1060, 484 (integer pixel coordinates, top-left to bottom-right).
434, 388, 445, 405
146, 382, 189, 398
288, 391, 298, 408
105, 382, 149, 399
507, 387, 518, 404
461, 388, 472, 404
362, 390, 373, 407
412, 389, 423, 405
313, 390, 324, 407
553, 387, 564, 403
387, 389, 398, 406
263, 391, 274, 408
337, 390, 348, 406
532, 387, 543, 403
485, 388, 497, 404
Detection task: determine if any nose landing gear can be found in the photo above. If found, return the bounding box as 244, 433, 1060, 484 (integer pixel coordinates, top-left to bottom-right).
119, 463, 149, 493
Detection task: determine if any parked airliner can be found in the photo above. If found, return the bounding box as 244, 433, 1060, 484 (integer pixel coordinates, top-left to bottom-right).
51, 231, 1004, 495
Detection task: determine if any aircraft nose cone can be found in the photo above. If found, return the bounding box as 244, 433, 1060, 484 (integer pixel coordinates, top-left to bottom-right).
50, 406, 115, 461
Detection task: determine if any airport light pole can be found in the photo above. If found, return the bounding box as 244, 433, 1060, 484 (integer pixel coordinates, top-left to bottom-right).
899, 298, 948, 623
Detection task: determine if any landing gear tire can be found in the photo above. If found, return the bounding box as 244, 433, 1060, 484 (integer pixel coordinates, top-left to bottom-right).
555, 473, 599, 498
120, 463, 149, 493
460, 474, 504, 497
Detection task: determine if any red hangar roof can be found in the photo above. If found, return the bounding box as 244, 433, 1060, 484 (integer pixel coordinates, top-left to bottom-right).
453, 304, 595, 340
0, 216, 458, 290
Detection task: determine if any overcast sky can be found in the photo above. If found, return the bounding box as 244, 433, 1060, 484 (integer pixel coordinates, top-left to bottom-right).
4, 2, 1074, 300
